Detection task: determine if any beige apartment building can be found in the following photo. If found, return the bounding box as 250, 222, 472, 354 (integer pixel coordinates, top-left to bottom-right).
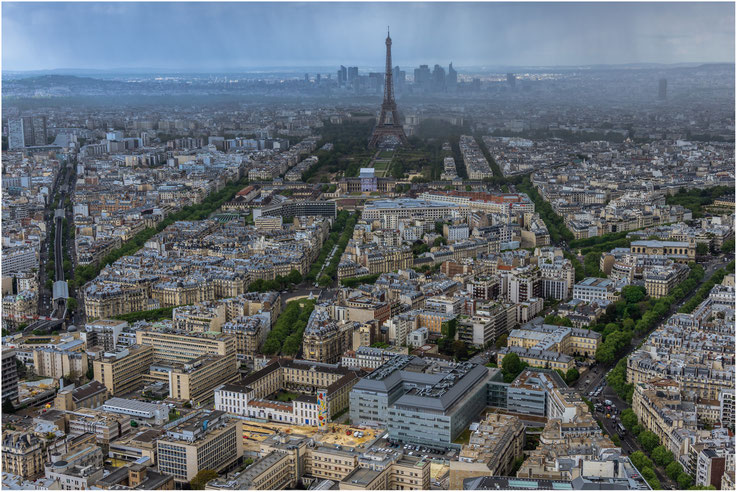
644, 265, 690, 298
135, 329, 236, 365
94, 344, 154, 396
32, 347, 88, 379
338, 456, 430, 490
1, 432, 44, 479
67, 408, 133, 445
84, 286, 148, 319
302, 322, 354, 364
157, 410, 243, 483
450, 413, 525, 489
152, 280, 215, 307
207, 431, 430, 491
168, 355, 240, 404
631, 379, 695, 458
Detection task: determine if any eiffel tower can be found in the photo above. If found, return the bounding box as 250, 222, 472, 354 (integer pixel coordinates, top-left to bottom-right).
368, 27, 409, 149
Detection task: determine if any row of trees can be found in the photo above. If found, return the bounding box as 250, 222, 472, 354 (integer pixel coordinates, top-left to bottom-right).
679, 261, 734, 313
569, 230, 632, 249
261, 299, 316, 356
305, 211, 352, 283
555, 367, 581, 385
623, 409, 706, 489
71, 176, 250, 289
248, 270, 302, 293
605, 264, 711, 402
516, 176, 575, 244
593, 285, 648, 365
595, 261, 709, 366
317, 212, 358, 286
340, 274, 380, 288
474, 135, 504, 178
113, 306, 176, 323
582, 252, 607, 277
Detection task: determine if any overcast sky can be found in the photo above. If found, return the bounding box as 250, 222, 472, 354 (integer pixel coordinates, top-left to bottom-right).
3, 2, 734, 71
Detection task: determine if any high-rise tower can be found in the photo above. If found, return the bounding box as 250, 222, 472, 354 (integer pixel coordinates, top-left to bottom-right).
369, 27, 409, 149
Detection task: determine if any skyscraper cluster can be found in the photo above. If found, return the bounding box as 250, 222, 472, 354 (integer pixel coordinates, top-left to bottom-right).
8, 116, 48, 149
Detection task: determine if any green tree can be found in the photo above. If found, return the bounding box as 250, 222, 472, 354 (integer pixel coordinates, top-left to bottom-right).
286, 269, 302, 285
453, 340, 469, 360
190, 469, 218, 489
495, 333, 508, 349
666, 461, 683, 480
722, 239, 735, 254
621, 285, 646, 304
441, 318, 457, 340
543, 314, 573, 327
638, 430, 660, 453
621, 408, 638, 429
629, 451, 653, 472
651, 446, 668, 465
501, 352, 527, 382
565, 367, 580, 385
677, 473, 694, 489
696, 243, 709, 255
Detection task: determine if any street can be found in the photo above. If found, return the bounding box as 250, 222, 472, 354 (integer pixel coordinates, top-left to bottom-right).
579, 256, 731, 489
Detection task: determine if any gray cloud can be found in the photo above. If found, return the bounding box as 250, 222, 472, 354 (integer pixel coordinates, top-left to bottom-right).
2, 2, 734, 71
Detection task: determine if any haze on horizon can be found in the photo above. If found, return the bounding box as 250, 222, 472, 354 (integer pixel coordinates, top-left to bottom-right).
2, 2, 735, 72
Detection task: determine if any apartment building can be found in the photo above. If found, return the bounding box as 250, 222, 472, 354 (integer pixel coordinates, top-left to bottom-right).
643, 264, 690, 298
457, 303, 516, 348
157, 410, 243, 483
362, 198, 468, 225
221, 314, 269, 361
496, 345, 575, 372
206, 432, 430, 490
32, 346, 88, 379
573, 277, 624, 303
167, 355, 241, 404
83, 319, 129, 351
54, 380, 108, 411
84, 284, 148, 319
135, 328, 237, 364
449, 413, 525, 489
507, 265, 542, 303
1, 432, 44, 479
2, 349, 20, 403
94, 345, 154, 396
67, 408, 133, 445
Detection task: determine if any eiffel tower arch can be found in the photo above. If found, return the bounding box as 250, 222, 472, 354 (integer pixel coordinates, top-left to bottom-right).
369, 27, 409, 149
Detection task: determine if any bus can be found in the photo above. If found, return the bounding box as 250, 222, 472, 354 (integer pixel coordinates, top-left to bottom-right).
617, 423, 626, 437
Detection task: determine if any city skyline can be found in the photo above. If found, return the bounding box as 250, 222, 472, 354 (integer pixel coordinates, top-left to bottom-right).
2, 2, 735, 72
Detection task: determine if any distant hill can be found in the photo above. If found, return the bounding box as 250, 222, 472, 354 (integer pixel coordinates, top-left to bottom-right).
10, 74, 117, 87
